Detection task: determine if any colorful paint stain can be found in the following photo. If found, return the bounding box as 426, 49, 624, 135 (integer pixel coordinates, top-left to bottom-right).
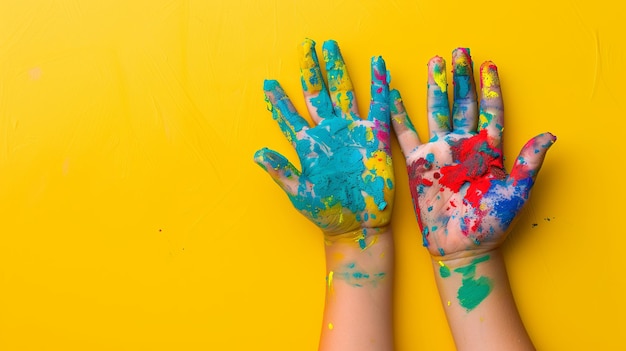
439, 130, 505, 208
454, 255, 493, 311
333, 262, 386, 288
439, 255, 493, 311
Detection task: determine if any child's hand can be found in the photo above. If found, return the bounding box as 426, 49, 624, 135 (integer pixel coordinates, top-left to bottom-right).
255, 39, 394, 238
391, 48, 555, 260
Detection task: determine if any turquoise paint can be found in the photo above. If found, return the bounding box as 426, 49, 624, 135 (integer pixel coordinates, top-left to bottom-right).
335, 262, 386, 288
283, 116, 388, 222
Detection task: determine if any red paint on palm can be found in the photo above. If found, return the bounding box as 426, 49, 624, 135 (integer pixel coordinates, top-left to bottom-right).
439, 130, 505, 208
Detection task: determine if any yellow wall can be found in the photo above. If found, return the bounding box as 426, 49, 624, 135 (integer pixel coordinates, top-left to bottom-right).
0, 0, 623, 349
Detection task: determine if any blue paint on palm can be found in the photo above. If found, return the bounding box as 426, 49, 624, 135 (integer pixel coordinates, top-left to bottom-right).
287, 117, 387, 221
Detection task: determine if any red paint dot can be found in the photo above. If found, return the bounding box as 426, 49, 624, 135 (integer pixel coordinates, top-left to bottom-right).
433, 172, 440, 179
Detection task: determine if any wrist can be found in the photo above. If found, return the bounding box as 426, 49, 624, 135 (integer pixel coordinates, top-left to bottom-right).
323, 226, 394, 289
433, 247, 504, 268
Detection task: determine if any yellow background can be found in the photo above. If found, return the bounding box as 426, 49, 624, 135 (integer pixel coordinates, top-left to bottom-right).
0, 0, 623, 349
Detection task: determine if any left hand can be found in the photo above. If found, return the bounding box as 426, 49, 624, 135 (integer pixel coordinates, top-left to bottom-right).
255, 39, 394, 238
390, 48, 556, 259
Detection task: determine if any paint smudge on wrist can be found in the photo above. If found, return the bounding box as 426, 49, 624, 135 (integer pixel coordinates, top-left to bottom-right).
440, 255, 493, 312
329, 262, 386, 288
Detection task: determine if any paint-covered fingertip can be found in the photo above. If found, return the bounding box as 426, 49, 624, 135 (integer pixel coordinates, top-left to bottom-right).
263, 79, 281, 92
479, 61, 499, 74
301, 37, 316, 47
253, 147, 288, 171
479, 62, 500, 97
428, 55, 445, 65
547, 132, 557, 143
452, 48, 472, 76
322, 39, 342, 64
389, 89, 407, 116
371, 55, 387, 71
535, 132, 557, 148
389, 88, 402, 102
452, 47, 471, 57
322, 39, 339, 51
428, 58, 447, 92
371, 56, 388, 85
299, 39, 318, 69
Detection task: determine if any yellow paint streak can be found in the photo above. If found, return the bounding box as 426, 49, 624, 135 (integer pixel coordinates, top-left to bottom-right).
481, 65, 500, 99
365, 127, 374, 142
478, 112, 490, 129
433, 69, 447, 93
334, 90, 352, 114
299, 40, 323, 93
364, 151, 393, 183
434, 112, 450, 129
327, 271, 334, 293
355, 231, 379, 251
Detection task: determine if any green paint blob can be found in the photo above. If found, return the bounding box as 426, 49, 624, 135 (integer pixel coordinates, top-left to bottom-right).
453, 255, 493, 312
439, 265, 451, 278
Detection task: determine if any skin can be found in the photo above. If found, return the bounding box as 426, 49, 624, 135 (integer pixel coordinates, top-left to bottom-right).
255, 39, 394, 351
391, 48, 556, 351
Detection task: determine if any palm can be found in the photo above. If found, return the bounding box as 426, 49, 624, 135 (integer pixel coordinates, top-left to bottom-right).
391, 50, 555, 258
408, 131, 526, 256
284, 118, 393, 234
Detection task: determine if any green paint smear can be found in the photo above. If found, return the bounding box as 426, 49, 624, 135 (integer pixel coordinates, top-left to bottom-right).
453, 255, 493, 312
439, 265, 451, 278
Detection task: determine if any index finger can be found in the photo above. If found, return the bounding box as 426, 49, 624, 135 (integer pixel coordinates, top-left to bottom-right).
263, 79, 310, 145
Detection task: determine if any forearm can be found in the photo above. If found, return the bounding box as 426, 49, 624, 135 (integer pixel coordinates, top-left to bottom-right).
433, 249, 533, 351
319, 227, 395, 351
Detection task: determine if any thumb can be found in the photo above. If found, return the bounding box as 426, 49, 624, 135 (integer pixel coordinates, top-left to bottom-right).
510, 132, 557, 187
254, 147, 301, 197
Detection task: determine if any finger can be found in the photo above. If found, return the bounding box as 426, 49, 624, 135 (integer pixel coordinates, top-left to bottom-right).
509, 133, 557, 188
299, 38, 334, 124
368, 56, 391, 146
451, 48, 478, 133
322, 40, 360, 120
263, 79, 310, 145
477, 61, 504, 150
390, 89, 421, 158
254, 147, 301, 197
426, 56, 451, 139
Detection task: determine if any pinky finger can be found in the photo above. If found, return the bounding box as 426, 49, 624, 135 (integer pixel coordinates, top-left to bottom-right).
509, 133, 557, 188
254, 148, 301, 197
390, 89, 421, 158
